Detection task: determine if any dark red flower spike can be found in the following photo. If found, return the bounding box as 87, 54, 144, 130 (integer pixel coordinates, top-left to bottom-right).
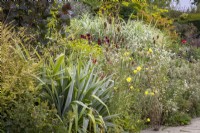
80, 34, 86, 39
181, 39, 187, 44
98, 38, 102, 45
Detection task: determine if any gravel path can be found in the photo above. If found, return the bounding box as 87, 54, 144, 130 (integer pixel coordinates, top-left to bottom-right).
141, 118, 200, 133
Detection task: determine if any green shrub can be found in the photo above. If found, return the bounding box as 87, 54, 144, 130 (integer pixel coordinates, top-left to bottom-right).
0, 23, 62, 132
165, 112, 191, 126
180, 13, 189, 20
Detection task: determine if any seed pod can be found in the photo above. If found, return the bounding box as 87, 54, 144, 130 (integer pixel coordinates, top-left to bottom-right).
101, 9, 104, 15
107, 17, 112, 24
115, 44, 119, 49
122, 38, 125, 42
117, 27, 120, 32
104, 22, 107, 29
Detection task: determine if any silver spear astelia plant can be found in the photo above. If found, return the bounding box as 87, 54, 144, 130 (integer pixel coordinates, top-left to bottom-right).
38, 53, 115, 133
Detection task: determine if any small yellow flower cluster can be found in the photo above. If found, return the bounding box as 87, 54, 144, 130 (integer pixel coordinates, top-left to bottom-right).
147, 48, 153, 54
137, 120, 140, 123
137, 66, 142, 71
126, 77, 132, 83
122, 52, 133, 61
147, 118, 150, 122
124, 52, 130, 56
130, 86, 134, 90
144, 90, 155, 96
133, 66, 142, 74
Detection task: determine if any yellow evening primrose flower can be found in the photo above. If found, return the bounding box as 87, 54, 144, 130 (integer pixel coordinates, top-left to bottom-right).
136, 66, 142, 71
133, 70, 138, 74
124, 52, 130, 56
148, 48, 153, 53
126, 77, 132, 83
145, 90, 149, 95
150, 92, 155, 96
130, 86, 134, 90
147, 118, 151, 122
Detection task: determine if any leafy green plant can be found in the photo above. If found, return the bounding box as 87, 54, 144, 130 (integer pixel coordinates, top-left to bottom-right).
39, 53, 115, 132
65, 39, 103, 60
165, 112, 191, 126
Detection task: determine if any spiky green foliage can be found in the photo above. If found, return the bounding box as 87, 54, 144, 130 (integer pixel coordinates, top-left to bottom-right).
39, 54, 115, 132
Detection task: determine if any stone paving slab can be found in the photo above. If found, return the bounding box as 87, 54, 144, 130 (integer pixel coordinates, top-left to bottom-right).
141, 118, 200, 133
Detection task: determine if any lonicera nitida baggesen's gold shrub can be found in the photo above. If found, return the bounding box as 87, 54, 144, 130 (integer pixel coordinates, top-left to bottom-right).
0, 23, 63, 132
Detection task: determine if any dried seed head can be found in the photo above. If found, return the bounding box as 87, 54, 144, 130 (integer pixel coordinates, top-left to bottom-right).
101, 9, 104, 15
117, 27, 120, 32
62, 3, 72, 12
122, 38, 125, 42
115, 4, 120, 10
104, 22, 107, 29
113, 12, 117, 18
108, 17, 112, 24
115, 44, 119, 49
